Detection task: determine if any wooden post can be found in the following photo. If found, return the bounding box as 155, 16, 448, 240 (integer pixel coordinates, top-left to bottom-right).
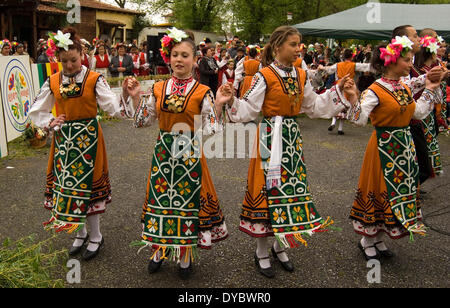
32, 10, 37, 60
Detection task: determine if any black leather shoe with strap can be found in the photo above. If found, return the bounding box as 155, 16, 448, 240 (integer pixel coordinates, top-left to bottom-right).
69, 235, 89, 256
358, 241, 380, 261
82, 237, 104, 261
271, 247, 294, 272
254, 253, 275, 278
374, 241, 395, 258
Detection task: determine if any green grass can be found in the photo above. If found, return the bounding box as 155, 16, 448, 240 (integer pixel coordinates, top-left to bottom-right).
0, 235, 68, 288
0, 135, 49, 161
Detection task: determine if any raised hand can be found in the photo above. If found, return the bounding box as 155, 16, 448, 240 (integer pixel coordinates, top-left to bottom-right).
216, 83, 234, 108
426, 66, 445, 83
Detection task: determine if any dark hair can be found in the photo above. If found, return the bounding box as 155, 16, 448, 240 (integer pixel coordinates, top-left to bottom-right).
343, 49, 353, 60
262, 26, 302, 67
371, 44, 388, 74
237, 47, 246, 53
61, 27, 82, 54
171, 32, 196, 58
420, 28, 436, 37
249, 47, 258, 58
392, 25, 414, 39
414, 47, 434, 70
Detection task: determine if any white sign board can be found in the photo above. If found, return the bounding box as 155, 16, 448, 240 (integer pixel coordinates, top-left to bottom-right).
0, 56, 34, 142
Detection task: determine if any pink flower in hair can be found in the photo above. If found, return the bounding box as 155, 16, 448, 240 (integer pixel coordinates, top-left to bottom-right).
380, 43, 403, 66
46, 39, 57, 58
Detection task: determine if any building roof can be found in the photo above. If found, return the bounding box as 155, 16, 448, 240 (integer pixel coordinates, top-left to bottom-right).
36, 3, 67, 15
41, 0, 142, 15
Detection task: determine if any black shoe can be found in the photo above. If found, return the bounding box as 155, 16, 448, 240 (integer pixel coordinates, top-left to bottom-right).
254, 253, 275, 278
68, 235, 89, 256
148, 259, 163, 274
82, 237, 104, 261
178, 263, 193, 280
271, 247, 294, 272
358, 241, 380, 261
338, 131, 345, 135
328, 124, 335, 131
374, 241, 395, 258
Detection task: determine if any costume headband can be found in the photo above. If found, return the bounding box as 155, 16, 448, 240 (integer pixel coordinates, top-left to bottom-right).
0, 39, 12, 50
420, 36, 440, 55
160, 27, 189, 64
380, 36, 413, 66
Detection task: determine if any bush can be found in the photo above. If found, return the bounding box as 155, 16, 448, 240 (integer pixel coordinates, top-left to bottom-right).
0, 235, 68, 288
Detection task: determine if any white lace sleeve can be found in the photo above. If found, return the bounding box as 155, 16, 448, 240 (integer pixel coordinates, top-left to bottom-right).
29, 80, 55, 129
300, 80, 350, 119
404, 74, 426, 97
226, 72, 266, 123
413, 88, 436, 120
96, 76, 134, 118
201, 90, 223, 135
133, 91, 157, 128
346, 89, 379, 126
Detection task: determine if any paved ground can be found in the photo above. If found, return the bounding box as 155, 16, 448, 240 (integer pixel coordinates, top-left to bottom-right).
0, 117, 449, 288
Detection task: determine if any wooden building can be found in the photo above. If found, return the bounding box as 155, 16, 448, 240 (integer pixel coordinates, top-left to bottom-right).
0, 0, 142, 59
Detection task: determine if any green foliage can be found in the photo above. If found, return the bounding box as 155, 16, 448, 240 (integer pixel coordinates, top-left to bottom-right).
0, 235, 68, 288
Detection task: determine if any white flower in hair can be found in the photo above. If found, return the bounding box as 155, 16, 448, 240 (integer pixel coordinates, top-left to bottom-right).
167, 27, 189, 42
394, 36, 413, 50
428, 42, 440, 54
54, 30, 73, 51
437, 36, 445, 44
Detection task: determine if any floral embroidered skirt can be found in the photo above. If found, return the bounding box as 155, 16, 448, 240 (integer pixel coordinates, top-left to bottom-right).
350, 128, 425, 239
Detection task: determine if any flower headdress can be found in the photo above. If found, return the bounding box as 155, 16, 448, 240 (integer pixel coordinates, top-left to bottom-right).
159, 27, 189, 64
246, 45, 261, 55
380, 36, 414, 66
420, 36, 440, 55
0, 39, 12, 50
46, 30, 74, 58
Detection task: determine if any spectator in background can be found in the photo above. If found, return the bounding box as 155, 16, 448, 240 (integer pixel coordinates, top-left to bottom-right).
109, 43, 133, 78
199, 46, 219, 94
0, 39, 11, 56
91, 44, 110, 77
80, 41, 91, 68
234, 46, 246, 63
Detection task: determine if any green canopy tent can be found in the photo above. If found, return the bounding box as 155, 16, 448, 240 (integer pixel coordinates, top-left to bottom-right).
293, 2, 450, 41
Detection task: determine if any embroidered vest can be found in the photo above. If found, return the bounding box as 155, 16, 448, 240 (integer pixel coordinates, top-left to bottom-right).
337, 61, 356, 80
49, 70, 101, 121
153, 80, 210, 131
259, 66, 306, 117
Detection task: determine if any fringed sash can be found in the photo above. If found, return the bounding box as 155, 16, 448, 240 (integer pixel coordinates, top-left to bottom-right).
44, 118, 98, 233
260, 117, 334, 249
375, 126, 427, 238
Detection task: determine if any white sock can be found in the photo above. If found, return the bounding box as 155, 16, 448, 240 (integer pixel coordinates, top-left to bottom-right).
361, 236, 377, 257
72, 225, 88, 247
86, 214, 102, 251
153, 250, 162, 262
375, 233, 388, 251
331, 117, 337, 126
256, 238, 271, 269
179, 255, 191, 269
338, 119, 344, 132
273, 240, 289, 262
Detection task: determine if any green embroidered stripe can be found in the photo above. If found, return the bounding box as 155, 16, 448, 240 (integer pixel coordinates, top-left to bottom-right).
375, 126, 420, 231
421, 112, 442, 175
260, 118, 324, 236
142, 131, 202, 247
49, 118, 99, 228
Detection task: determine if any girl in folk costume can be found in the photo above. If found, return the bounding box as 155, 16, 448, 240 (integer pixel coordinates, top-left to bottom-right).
414, 35, 445, 177
346, 37, 445, 261
217, 26, 355, 278
236, 47, 263, 98
216, 48, 230, 86
29, 28, 135, 261
222, 59, 235, 86
80, 41, 91, 68
91, 44, 110, 77
234, 46, 262, 97
128, 28, 228, 280
130, 45, 141, 76
320, 49, 373, 135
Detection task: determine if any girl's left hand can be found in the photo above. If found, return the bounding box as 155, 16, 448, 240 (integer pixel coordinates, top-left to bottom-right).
216, 83, 234, 108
